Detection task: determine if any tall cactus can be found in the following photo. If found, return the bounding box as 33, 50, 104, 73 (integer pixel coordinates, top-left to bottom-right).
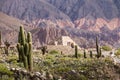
17, 26, 33, 71
75, 45, 78, 58
99, 47, 102, 57
27, 32, 33, 71
90, 50, 93, 58
21, 45, 28, 69
96, 36, 101, 58
0, 31, 1, 46
17, 43, 22, 62
28, 42, 32, 71
84, 49, 87, 58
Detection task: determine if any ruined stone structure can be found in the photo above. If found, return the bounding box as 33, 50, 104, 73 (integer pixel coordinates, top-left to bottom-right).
61, 36, 80, 48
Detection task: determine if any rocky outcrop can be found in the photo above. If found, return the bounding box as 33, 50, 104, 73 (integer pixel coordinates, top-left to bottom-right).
10, 68, 54, 80
74, 18, 120, 32
32, 27, 69, 47
30, 19, 74, 28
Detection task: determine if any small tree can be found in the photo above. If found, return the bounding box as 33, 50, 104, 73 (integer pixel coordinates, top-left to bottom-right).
41, 46, 47, 55
4, 40, 10, 55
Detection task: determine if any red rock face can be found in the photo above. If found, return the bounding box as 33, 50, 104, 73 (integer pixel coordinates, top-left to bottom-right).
0, 12, 31, 44
1, 0, 120, 47
74, 18, 120, 32
32, 27, 69, 47
30, 19, 75, 28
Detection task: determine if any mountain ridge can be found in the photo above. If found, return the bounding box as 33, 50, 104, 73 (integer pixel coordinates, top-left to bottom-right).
0, 12, 31, 43
1, 0, 70, 22
0, 0, 120, 47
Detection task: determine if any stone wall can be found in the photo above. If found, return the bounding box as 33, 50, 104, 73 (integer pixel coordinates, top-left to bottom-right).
62, 36, 80, 49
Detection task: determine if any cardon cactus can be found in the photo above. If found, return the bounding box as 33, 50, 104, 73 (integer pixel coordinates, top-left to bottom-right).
0, 31, 1, 46
99, 47, 102, 57
17, 26, 33, 71
96, 36, 100, 58
90, 50, 93, 58
84, 49, 87, 58
75, 45, 78, 58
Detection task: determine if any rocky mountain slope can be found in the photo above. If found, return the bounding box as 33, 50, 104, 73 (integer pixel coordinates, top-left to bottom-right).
1, 0, 120, 21
46, 0, 119, 20
1, 0, 70, 22
46, 0, 120, 31
0, 12, 31, 43
31, 27, 69, 47
0, 0, 120, 47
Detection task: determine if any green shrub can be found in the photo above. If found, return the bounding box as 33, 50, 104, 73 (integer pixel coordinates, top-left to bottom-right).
115, 49, 120, 56
0, 63, 13, 76
49, 50, 59, 54
43, 60, 52, 67
6, 56, 17, 63
66, 74, 87, 80
102, 46, 112, 51
104, 57, 113, 63
56, 66, 71, 73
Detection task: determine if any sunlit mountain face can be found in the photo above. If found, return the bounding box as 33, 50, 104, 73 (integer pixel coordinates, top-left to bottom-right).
1, 1, 120, 80
0, 0, 120, 47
